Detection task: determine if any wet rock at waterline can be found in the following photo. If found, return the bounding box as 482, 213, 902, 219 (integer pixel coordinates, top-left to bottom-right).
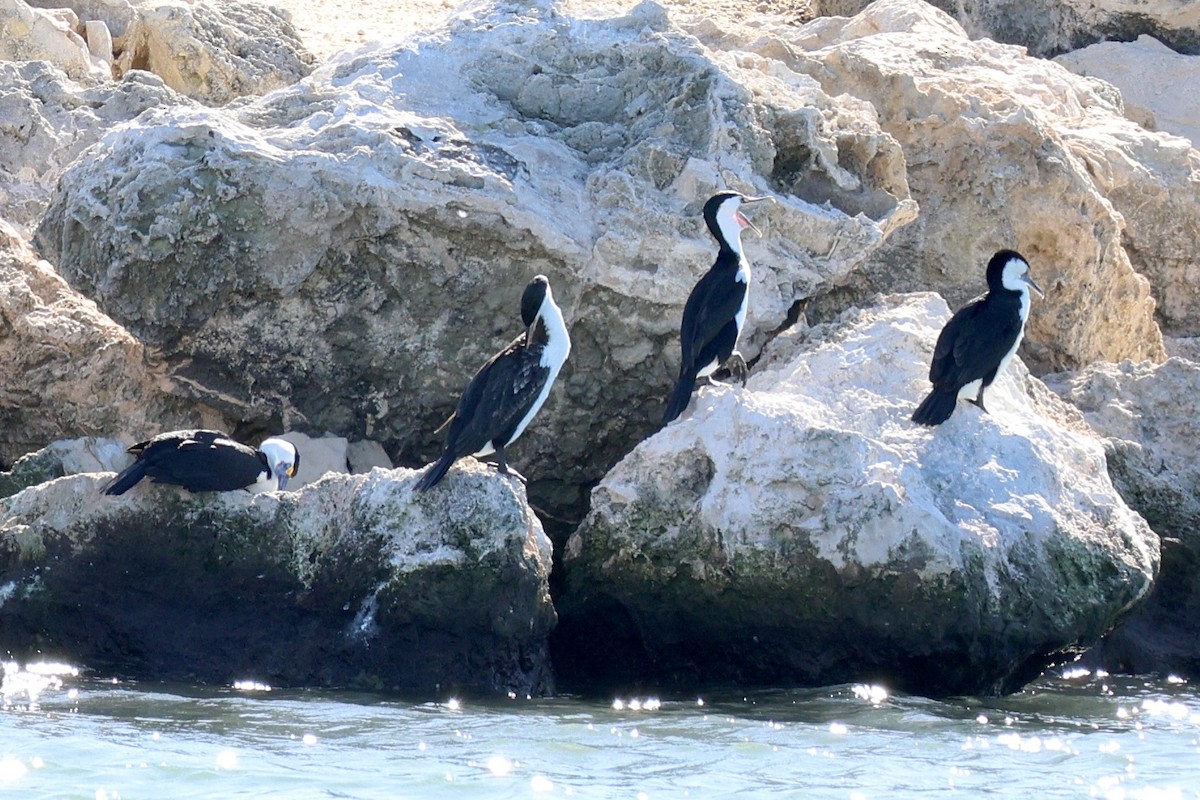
0, 463, 555, 695
556, 294, 1158, 696
1047, 359, 1200, 680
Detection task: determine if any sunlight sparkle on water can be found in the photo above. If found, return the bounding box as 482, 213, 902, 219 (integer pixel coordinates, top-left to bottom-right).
445, 698, 462, 711
851, 683, 889, 704
0, 757, 27, 783
486, 755, 513, 776
829, 722, 849, 735
301, 733, 318, 745
215, 750, 239, 770
530, 775, 554, 793
232, 680, 271, 692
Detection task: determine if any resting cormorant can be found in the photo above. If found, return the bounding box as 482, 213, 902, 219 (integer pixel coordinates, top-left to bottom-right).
103, 430, 299, 495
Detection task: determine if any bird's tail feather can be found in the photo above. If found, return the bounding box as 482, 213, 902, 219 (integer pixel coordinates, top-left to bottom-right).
662, 371, 697, 426
414, 451, 456, 492
103, 462, 147, 496
911, 389, 957, 426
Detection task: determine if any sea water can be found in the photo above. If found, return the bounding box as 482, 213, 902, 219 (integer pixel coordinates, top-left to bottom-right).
2, 661, 1199, 798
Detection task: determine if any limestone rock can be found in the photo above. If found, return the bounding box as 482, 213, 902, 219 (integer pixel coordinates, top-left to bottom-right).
276, 431, 349, 489
1046, 359, 1200, 678
0, 462, 555, 695
817, 0, 1200, 58
0, 0, 110, 81
0, 61, 186, 236
1056, 35, 1200, 148
348, 439, 393, 473
0, 436, 129, 499
0, 219, 225, 466
113, 0, 315, 104
35, 0, 916, 507
697, 0, 1170, 371
556, 293, 1158, 696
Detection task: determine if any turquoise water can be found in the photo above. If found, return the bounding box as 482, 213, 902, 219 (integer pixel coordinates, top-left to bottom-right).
2, 662, 1199, 798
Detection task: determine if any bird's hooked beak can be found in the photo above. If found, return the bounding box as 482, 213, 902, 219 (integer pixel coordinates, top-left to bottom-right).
735, 195, 774, 237
1023, 272, 1045, 298
275, 459, 298, 490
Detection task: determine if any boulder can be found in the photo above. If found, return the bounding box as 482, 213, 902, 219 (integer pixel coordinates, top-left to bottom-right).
0, 462, 555, 695
35, 0, 917, 512
816, 0, 1200, 58
555, 293, 1158, 696
113, 0, 315, 104
0, 219, 225, 466
0, 436, 129, 499
1056, 35, 1200, 148
275, 431, 349, 488
0, 0, 109, 82
697, 0, 1171, 372
1045, 359, 1200, 678
0, 61, 186, 236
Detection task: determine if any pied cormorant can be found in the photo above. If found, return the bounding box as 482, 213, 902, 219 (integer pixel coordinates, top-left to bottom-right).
663, 191, 772, 425
103, 430, 300, 495
415, 274, 570, 491
912, 249, 1044, 426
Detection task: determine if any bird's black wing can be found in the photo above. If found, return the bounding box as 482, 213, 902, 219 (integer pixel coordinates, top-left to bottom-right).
443, 337, 549, 458
679, 264, 746, 373
141, 434, 263, 492
930, 295, 1024, 390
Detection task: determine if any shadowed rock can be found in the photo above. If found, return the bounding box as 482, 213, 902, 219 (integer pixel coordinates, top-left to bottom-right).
1047, 359, 1200, 679
0, 461, 555, 695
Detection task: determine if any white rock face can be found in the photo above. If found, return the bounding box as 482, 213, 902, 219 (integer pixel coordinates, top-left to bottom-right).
699, 0, 1175, 370
560, 293, 1158, 695
113, 0, 315, 104
0, 0, 110, 81
850, 0, 1200, 58
1057, 35, 1200, 148
276, 431, 349, 489
36, 0, 917, 493
0, 461, 556, 693
0, 62, 186, 236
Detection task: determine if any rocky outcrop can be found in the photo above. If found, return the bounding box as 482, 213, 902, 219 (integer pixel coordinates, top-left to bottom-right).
0, 462, 555, 694
0, 220, 224, 466
0, 61, 187, 236
0, 0, 110, 81
555, 293, 1158, 696
113, 0, 315, 104
695, 0, 1172, 372
818, 0, 1200, 58
0, 436, 127, 499
1056, 36, 1200, 148
1046, 359, 1200, 679
34, 0, 917, 506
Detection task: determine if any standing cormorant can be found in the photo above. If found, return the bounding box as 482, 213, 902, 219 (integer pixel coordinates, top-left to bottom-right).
103, 430, 300, 495
415, 274, 570, 491
912, 249, 1044, 426
663, 191, 772, 425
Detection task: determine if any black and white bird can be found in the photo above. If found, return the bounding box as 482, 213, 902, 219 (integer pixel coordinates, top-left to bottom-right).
415, 274, 570, 491
103, 430, 300, 495
662, 191, 772, 425
911, 249, 1044, 426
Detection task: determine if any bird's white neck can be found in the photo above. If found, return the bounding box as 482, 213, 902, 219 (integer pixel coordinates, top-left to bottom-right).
715, 203, 746, 257
536, 288, 571, 374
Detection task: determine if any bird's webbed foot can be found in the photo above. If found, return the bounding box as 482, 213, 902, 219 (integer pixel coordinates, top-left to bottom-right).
725, 352, 749, 387
494, 450, 527, 484
966, 390, 989, 414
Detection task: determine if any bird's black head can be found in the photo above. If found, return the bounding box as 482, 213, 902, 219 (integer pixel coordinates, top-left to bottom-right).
702, 191, 772, 252
985, 249, 1043, 296
521, 275, 550, 328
